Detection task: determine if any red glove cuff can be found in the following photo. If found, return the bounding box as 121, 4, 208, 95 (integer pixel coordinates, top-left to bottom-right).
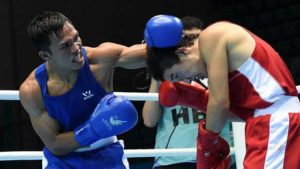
197, 120, 231, 169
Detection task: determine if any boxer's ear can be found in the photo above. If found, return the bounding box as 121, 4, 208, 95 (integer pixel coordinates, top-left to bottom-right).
38, 51, 52, 61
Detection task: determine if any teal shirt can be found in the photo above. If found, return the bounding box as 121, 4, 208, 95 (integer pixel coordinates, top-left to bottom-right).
154, 106, 233, 167
154, 106, 204, 166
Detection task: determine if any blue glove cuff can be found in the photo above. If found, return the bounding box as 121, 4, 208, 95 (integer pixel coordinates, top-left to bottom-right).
74, 123, 97, 147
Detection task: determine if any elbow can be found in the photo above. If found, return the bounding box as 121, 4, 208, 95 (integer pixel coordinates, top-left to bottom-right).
221, 100, 230, 111
46, 145, 69, 156
143, 120, 157, 128
218, 101, 230, 112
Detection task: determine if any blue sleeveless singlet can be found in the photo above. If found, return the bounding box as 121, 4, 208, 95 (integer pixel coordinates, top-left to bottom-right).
35, 48, 129, 169
35, 48, 107, 131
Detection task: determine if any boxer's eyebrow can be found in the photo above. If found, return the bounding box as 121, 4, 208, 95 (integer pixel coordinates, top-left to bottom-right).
59, 32, 79, 48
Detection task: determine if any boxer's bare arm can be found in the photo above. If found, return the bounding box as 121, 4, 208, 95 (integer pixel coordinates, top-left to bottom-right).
86, 43, 147, 69
19, 73, 80, 156
199, 24, 231, 133
142, 78, 162, 127
200, 22, 253, 131
83, 43, 147, 92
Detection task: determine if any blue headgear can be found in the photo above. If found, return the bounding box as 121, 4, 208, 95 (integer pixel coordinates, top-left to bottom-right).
144, 15, 183, 48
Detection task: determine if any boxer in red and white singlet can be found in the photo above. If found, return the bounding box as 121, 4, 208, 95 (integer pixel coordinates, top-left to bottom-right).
144, 15, 300, 169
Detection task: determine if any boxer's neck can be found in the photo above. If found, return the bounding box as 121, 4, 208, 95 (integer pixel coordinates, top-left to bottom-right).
46, 63, 78, 84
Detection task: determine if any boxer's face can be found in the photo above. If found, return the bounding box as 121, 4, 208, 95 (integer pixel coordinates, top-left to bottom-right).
163, 54, 206, 83
176, 29, 201, 68
45, 22, 84, 71
163, 31, 205, 83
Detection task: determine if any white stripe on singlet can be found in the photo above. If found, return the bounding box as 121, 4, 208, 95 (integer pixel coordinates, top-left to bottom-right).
264, 110, 289, 169
237, 57, 285, 103
254, 96, 300, 117
254, 96, 300, 169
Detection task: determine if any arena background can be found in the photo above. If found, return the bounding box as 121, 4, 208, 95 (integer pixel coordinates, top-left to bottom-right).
0, 0, 300, 168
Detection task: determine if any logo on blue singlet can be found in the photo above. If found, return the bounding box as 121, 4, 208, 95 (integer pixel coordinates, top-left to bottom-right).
82, 90, 95, 100
109, 116, 128, 126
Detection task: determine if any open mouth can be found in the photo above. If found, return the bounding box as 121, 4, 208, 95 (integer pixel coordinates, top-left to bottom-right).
72, 54, 83, 63
72, 49, 83, 63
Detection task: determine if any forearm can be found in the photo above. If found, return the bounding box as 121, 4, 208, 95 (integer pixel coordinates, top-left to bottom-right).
142, 78, 161, 127
205, 101, 229, 133
46, 131, 81, 156
118, 44, 147, 69
142, 101, 161, 127
29, 113, 81, 156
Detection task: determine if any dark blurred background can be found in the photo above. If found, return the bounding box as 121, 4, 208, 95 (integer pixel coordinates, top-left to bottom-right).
0, 0, 300, 168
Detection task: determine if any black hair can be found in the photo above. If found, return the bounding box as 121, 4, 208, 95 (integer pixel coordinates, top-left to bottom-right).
181, 16, 204, 30
27, 11, 72, 52
146, 16, 204, 81
179, 16, 203, 47
146, 46, 180, 81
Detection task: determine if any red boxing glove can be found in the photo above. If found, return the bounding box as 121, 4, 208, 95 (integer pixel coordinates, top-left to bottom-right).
159, 81, 208, 111
197, 120, 231, 169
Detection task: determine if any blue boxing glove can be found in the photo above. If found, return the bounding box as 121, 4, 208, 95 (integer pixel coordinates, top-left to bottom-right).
74, 93, 138, 146
144, 15, 183, 48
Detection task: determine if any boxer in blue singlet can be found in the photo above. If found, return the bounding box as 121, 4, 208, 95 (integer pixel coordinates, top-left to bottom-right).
19, 11, 147, 169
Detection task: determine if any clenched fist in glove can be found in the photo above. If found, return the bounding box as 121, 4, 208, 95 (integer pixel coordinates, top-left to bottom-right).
74, 93, 138, 146
197, 120, 231, 169
159, 80, 208, 111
